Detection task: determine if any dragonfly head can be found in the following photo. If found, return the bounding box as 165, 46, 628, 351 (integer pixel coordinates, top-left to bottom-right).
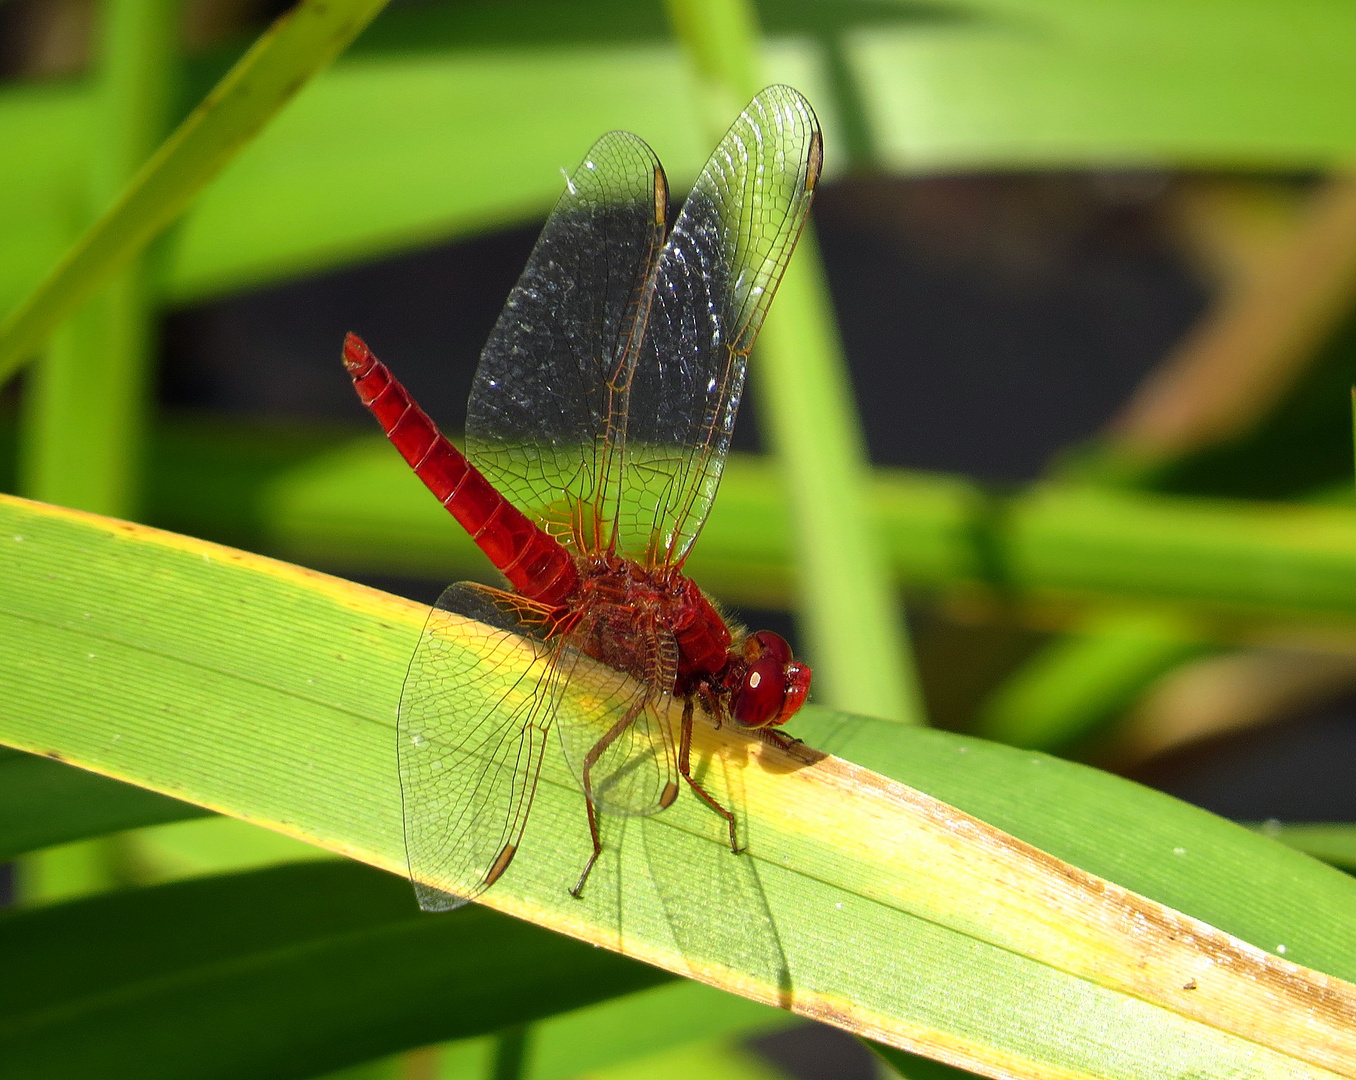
731, 630, 812, 728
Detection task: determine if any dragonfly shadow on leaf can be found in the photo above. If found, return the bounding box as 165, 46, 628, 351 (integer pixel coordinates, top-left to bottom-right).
579, 724, 806, 1010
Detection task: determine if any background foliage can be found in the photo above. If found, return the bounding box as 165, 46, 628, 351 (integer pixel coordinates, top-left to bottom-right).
4, 0, 1356, 1077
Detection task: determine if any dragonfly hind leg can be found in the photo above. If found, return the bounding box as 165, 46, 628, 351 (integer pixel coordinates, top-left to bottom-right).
570, 697, 657, 898
679, 697, 742, 855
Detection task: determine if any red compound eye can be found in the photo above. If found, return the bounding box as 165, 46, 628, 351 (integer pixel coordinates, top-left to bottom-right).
777, 661, 811, 723
732, 657, 787, 727
750, 629, 793, 665
733, 631, 811, 727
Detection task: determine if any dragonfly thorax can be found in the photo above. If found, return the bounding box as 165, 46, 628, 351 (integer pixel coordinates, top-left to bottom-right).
568, 555, 811, 728
573, 553, 733, 685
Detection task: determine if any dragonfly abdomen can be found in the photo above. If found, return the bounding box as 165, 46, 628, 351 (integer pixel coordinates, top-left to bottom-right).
343, 334, 578, 606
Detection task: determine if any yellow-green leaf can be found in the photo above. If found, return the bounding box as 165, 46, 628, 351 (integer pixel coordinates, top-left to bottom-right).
2, 492, 1356, 1079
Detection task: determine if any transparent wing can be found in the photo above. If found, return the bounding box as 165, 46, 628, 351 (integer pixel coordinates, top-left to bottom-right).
642, 801, 792, 999
398, 582, 579, 910
617, 85, 822, 567
556, 618, 680, 817
466, 131, 668, 557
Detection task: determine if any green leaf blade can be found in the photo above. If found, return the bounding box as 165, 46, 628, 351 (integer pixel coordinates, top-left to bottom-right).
0, 0, 397, 379
0, 861, 669, 1080
3, 493, 1356, 1079
0, 747, 209, 862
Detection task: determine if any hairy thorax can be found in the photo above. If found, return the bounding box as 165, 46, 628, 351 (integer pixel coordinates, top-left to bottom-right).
572, 553, 735, 686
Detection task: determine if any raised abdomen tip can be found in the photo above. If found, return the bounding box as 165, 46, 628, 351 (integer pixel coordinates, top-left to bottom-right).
342, 333, 374, 376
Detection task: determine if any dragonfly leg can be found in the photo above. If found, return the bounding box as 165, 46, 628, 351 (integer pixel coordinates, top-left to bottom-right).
697, 685, 724, 730
571, 798, 603, 900
678, 698, 742, 855
753, 726, 824, 767
570, 698, 649, 899
761, 728, 802, 751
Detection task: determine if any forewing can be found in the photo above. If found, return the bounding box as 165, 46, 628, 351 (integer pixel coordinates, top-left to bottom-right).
617, 85, 822, 567
398, 582, 577, 910
556, 620, 679, 818
467, 132, 668, 556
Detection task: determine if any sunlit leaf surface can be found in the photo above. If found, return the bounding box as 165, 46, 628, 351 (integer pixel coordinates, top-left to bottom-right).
3, 493, 1356, 1078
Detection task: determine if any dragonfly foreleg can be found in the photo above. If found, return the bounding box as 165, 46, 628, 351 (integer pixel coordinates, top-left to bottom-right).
752, 725, 823, 767
678, 697, 742, 855
697, 684, 724, 730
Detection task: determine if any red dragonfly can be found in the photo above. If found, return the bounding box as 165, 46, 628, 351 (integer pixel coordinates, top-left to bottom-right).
345, 85, 821, 911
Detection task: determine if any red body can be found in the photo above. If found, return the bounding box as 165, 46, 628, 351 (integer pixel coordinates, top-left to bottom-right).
344, 336, 578, 608
343, 334, 779, 706
359, 88, 820, 909
571, 551, 731, 685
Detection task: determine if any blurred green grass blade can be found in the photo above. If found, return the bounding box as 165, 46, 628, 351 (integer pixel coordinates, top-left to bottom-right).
0, 860, 670, 1080
579, 1039, 791, 1080
0, 0, 395, 384
975, 610, 1213, 750
18, 837, 127, 907
489, 1027, 527, 1080
4, 494, 1356, 1077
872, 1043, 992, 1080
7, 3, 1356, 318
129, 815, 338, 883
238, 429, 1356, 628
1253, 822, 1356, 873
0, 747, 208, 862
523, 981, 794, 1080
753, 239, 923, 722
666, 0, 922, 723
856, 0, 1356, 172
19, 0, 175, 519
93, 0, 177, 199
21, 278, 153, 516
1004, 482, 1356, 623
317, 979, 797, 1080
164, 46, 718, 303
663, 0, 762, 123
15, 416, 1356, 634
0, 84, 88, 322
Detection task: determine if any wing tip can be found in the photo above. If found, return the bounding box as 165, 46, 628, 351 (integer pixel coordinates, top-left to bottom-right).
485, 842, 519, 887
806, 128, 824, 192
653, 164, 669, 227
741, 84, 823, 188
751, 83, 820, 125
